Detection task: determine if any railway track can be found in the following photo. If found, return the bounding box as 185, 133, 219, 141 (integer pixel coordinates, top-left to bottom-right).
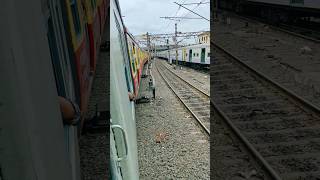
278, 23, 320, 43
212, 42, 320, 179
155, 60, 210, 135
221, 11, 320, 43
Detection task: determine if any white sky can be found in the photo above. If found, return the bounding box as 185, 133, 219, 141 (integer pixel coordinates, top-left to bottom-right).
118, 0, 210, 45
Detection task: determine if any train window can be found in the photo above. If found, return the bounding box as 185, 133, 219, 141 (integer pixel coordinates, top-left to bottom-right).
55, 5, 70, 72
47, 17, 65, 96
186, 53, 188, 56
115, 12, 133, 91
207, 52, 210, 57
197, 53, 199, 57
70, 0, 81, 35
124, 67, 131, 91
132, 43, 136, 54
130, 43, 137, 73
130, 48, 136, 73
193, 53, 195, 57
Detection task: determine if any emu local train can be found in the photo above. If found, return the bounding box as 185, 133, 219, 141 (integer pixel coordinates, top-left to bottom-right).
218, 0, 320, 23
1, 0, 107, 179
110, 0, 149, 179
157, 43, 210, 67
45, 0, 108, 118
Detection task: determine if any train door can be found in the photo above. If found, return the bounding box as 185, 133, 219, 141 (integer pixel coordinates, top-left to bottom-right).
44, 0, 80, 180
189, 49, 192, 62
201, 48, 206, 63
110, 122, 124, 180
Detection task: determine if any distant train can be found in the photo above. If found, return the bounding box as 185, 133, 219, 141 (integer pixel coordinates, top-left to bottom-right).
157, 43, 210, 68
218, 0, 320, 23
110, 0, 149, 179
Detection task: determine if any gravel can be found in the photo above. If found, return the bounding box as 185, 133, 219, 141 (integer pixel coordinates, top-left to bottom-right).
79, 49, 109, 179
135, 59, 210, 179
212, 46, 320, 179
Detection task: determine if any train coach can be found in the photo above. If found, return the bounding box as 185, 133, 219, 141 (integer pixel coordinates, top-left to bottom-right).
125, 31, 149, 96
82, 0, 109, 72
218, 0, 320, 23
38, 0, 109, 177
157, 43, 210, 68
1, 0, 108, 179
110, 0, 149, 179
51, 0, 109, 117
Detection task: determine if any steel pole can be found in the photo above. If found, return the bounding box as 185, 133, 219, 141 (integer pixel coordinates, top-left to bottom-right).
175, 23, 178, 69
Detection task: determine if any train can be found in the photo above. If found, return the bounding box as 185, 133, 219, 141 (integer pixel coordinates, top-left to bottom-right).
1, 0, 108, 179
217, 0, 320, 23
2, 0, 147, 178
44, 0, 108, 121
110, 0, 149, 179
157, 43, 210, 68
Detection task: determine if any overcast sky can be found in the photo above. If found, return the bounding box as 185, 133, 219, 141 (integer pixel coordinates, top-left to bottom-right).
118, 0, 210, 45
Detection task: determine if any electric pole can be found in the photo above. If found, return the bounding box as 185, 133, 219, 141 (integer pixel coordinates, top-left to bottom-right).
147, 32, 151, 62
167, 39, 171, 64
174, 23, 178, 69
154, 44, 156, 58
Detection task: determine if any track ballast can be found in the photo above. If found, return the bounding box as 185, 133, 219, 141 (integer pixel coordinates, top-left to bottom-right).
212, 42, 320, 180
156, 60, 210, 135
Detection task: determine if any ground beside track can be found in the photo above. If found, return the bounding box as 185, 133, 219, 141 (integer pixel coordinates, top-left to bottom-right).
79, 50, 109, 180
135, 59, 209, 179
213, 14, 320, 107
79, 23, 109, 179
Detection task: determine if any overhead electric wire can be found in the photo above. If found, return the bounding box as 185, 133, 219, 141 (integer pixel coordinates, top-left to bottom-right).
159, 0, 209, 45
160, 16, 203, 20
179, 0, 208, 21
179, 2, 209, 5
162, 0, 189, 32
174, 2, 209, 21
